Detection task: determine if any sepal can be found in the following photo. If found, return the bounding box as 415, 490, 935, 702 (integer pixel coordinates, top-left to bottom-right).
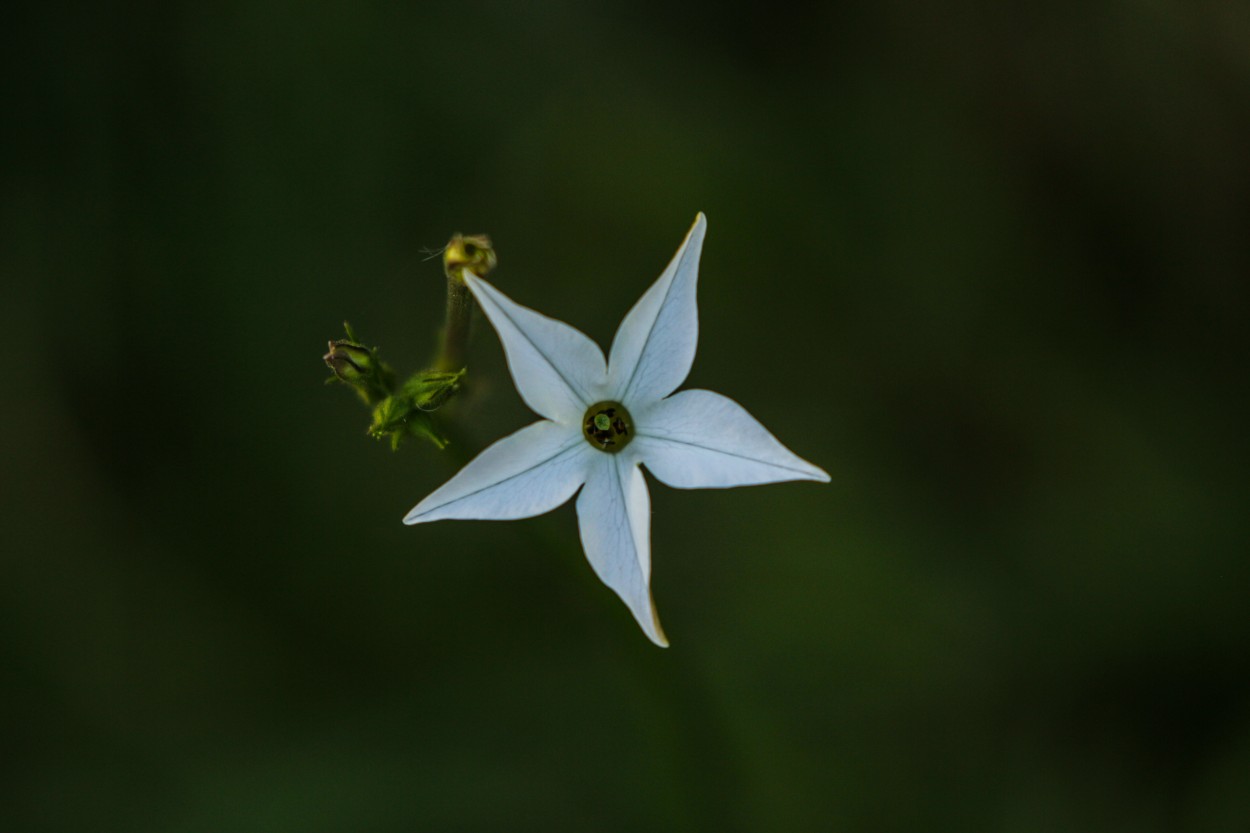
368, 394, 450, 451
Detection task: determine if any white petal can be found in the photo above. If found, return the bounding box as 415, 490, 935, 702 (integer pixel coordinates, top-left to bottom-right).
464, 273, 608, 424
607, 213, 707, 404
404, 420, 591, 524
634, 389, 830, 489
575, 453, 668, 647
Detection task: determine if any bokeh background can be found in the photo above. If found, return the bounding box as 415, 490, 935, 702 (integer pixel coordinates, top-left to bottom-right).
5, 1, 1249, 830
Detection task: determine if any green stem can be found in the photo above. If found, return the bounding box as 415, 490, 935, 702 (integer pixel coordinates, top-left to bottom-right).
437, 270, 473, 372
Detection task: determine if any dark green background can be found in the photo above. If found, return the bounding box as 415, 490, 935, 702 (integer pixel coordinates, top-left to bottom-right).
5, 1, 1248, 830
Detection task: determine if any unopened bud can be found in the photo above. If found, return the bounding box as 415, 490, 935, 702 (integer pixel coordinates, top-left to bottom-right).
443, 233, 497, 281
323, 339, 374, 382
322, 323, 395, 405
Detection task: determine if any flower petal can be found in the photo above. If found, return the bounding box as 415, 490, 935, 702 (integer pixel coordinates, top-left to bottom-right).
404, 420, 590, 524
575, 453, 668, 647
634, 389, 830, 488
607, 213, 707, 404
464, 273, 608, 423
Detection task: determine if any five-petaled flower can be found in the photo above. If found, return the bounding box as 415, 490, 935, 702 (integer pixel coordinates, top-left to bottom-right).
404, 214, 829, 646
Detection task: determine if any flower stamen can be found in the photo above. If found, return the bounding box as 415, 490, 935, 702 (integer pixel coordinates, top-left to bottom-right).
583, 401, 633, 453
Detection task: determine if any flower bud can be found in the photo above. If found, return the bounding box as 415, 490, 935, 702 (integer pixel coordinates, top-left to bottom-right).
323, 339, 374, 383
443, 233, 497, 281
322, 323, 395, 405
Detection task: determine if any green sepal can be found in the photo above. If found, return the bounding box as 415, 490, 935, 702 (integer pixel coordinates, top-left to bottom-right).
365, 377, 457, 450
402, 368, 466, 411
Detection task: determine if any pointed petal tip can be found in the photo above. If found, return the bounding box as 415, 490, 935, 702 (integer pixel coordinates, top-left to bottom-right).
645, 596, 669, 647
687, 212, 707, 243
461, 271, 498, 304
789, 457, 831, 484
642, 620, 670, 648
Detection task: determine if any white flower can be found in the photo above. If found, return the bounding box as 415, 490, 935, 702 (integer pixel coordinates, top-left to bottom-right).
404, 214, 829, 646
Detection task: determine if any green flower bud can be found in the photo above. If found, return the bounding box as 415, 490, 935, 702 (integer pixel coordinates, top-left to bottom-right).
323, 339, 374, 382
322, 323, 395, 405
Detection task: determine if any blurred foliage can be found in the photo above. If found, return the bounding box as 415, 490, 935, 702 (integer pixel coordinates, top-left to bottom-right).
3, 0, 1248, 831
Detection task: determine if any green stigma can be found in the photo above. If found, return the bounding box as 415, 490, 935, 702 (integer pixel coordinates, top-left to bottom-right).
583, 401, 633, 453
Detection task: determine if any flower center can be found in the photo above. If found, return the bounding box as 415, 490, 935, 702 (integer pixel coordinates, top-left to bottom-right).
582, 401, 633, 453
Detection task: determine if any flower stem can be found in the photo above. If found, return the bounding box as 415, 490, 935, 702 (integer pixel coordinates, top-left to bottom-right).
437, 272, 473, 372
